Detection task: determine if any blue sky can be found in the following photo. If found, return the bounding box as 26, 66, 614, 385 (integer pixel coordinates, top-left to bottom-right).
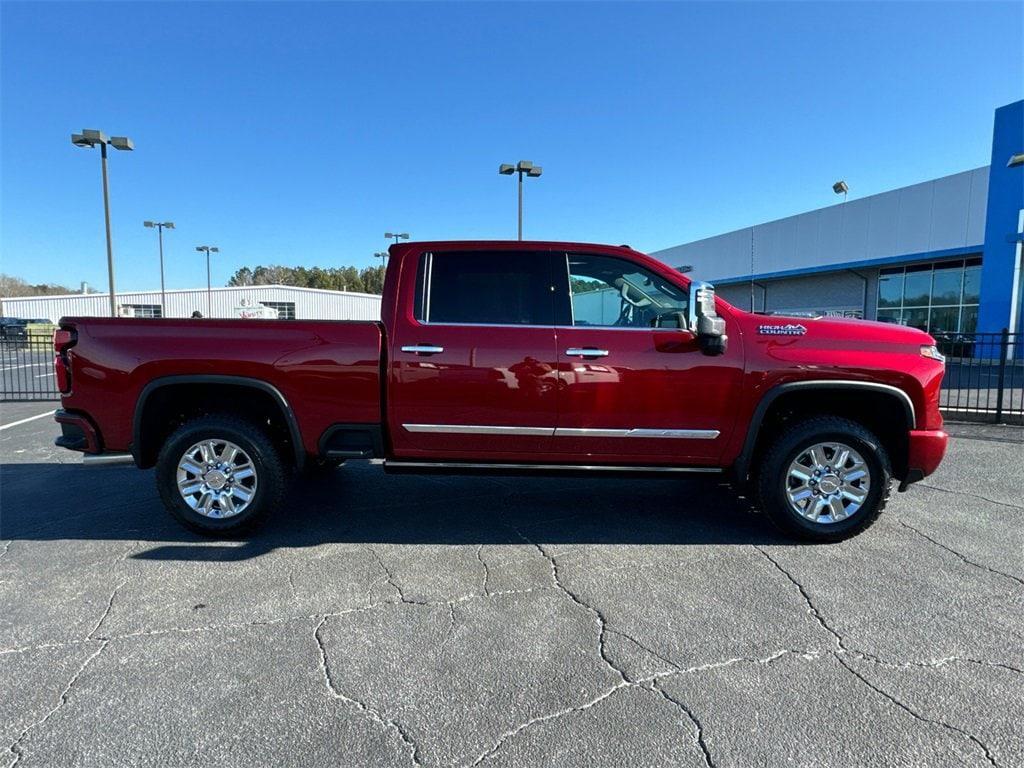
2, 1, 1021, 292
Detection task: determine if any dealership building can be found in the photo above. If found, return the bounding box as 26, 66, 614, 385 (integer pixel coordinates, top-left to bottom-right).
652, 100, 1024, 337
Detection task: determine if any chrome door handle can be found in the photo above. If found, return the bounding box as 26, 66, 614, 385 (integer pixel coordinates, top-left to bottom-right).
565, 347, 609, 358
401, 345, 445, 355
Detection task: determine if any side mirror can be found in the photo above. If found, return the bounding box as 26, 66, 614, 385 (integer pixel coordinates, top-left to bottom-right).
688, 281, 728, 356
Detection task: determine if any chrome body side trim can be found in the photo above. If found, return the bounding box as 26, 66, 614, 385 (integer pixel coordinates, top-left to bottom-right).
403, 424, 555, 437
555, 427, 720, 439
402, 424, 720, 439
400, 345, 445, 354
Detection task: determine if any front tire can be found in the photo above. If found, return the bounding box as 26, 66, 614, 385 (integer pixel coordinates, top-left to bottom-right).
155, 415, 286, 535
757, 416, 891, 542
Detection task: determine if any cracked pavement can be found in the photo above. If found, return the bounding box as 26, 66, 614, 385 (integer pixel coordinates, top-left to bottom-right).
1, 402, 1022, 767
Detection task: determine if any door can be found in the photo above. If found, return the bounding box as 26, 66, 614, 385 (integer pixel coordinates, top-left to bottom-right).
388, 248, 562, 460
552, 252, 743, 463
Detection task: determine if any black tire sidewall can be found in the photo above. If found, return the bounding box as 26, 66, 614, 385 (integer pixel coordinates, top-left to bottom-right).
760, 420, 890, 541
156, 416, 284, 534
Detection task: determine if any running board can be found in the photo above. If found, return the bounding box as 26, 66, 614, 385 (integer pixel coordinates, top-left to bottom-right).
383, 460, 721, 478
81, 452, 135, 466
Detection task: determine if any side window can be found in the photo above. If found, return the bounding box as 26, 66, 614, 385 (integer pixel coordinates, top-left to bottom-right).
567, 253, 688, 328
419, 251, 554, 325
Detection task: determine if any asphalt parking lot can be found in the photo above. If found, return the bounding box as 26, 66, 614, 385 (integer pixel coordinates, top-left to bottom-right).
1, 402, 1022, 767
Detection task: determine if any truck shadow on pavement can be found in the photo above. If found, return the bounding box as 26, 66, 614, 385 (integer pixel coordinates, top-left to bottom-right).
0, 461, 792, 560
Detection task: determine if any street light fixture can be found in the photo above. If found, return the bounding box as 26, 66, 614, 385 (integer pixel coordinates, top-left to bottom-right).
144, 221, 175, 317
499, 160, 542, 240
71, 128, 134, 317
374, 251, 389, 263
195, 245, 220, 316
833, 180, 849, 202
385, 232, 409, 244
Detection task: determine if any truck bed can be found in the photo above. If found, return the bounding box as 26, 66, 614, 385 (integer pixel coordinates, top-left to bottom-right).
58, 317, 384, 459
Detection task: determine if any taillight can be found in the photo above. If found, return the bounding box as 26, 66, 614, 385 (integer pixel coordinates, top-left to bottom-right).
54, 355, 71, 393
53, 328, 76, 352
53, 326, 77, 394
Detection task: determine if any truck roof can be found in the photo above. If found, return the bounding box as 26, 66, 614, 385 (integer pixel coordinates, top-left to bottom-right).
388, 240, 638, 255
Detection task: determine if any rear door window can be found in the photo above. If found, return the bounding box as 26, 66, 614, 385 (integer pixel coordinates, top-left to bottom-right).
419, 251, 556, 326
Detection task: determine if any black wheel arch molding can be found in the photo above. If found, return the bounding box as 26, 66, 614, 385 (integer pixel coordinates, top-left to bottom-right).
732, 379, 917, 483
132, 374, 306, 470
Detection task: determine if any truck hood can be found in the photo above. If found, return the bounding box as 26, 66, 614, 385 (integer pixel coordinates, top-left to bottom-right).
741, 311, 935, 347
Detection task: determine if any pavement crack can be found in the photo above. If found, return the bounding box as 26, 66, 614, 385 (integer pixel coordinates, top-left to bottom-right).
753, 548, 847, 655
753, 546, 846, 651
314, 616, 423, 767
440, 602, 458, 652
475, 545, 491, 596
836, 654, 999, 767
605, 627, 683, 674
367, 547, 429, 606
0, 539, 11, 562
899, 521, 1024, 588
466, 681, 630, 766
651, 680, 714, 768
917, 483, 1023, 512
849, 652, 1024, 676
87, 578, 128, 640
513, 527, 629, 684
7, 639, 108, 766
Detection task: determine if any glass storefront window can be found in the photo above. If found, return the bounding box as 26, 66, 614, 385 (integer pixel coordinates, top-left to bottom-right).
962, 265, 982, 304
961, 305, 979, 334
876, 308, 902, 324
928, 306, 959, 334
903, 307, 929, 331
877, 273, 903, 308
875, 257, 981, 334
903, 268, 932, 307
931, 265, 963, 305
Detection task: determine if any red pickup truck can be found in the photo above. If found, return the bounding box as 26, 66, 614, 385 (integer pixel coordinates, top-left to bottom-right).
53, 240, 948, 541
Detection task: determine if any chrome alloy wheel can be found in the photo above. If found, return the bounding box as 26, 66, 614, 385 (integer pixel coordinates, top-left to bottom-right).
176, 439, 257, 519
785, 442, 870, 524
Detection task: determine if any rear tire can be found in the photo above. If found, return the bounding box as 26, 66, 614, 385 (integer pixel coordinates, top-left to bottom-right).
155, 414, 286, 535
756, 416, 891, 542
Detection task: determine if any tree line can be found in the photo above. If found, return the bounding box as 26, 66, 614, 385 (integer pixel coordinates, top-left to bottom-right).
0, 274, 96, 298
227, 264, 386, 295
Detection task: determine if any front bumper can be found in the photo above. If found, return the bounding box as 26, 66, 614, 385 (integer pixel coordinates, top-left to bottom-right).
899, 429, 949, 490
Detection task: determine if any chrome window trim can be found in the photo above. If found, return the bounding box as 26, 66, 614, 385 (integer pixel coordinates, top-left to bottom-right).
403, 424, 720, 439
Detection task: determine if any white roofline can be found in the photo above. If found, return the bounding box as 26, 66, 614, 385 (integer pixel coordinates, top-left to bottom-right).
0, 284, 383, 302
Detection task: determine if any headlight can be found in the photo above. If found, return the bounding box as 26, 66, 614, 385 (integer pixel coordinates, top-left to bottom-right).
920, 345, 945, 363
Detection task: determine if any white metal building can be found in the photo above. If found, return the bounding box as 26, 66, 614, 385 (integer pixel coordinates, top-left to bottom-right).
0, 285, 382, 323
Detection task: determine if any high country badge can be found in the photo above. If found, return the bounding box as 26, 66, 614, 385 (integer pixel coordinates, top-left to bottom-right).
758, 323, 807, 336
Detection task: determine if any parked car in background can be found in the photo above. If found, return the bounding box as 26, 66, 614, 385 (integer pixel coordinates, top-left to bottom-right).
0, 317, 29, 347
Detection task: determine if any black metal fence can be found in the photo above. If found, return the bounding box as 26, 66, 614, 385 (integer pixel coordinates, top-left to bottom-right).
1, 336, 60, 401
936, 330, 1022, 424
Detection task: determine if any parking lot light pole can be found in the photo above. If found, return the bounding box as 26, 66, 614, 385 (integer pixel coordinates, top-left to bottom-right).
71, 129, 134, 317
499, 161, 542, 240
374, 251, 389, 263
385, 232, 409, 245
144, 221, 175, 317
195, 246, 219, 316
